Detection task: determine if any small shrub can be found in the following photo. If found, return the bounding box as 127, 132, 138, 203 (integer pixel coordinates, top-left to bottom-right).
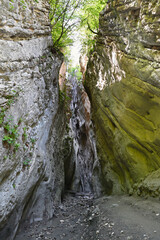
23, 158, 31, 166
18, 117, 23, 125
30, 138, 36, 144
3, 118, 20, 151
3, 155, 7, 160
3, 135, 14, 145
14, 143, 20, 151
22, 127, 27, 141
0, 108, 5, 126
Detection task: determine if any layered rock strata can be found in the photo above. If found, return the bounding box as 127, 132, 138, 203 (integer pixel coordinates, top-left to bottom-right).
0, 1, 66, 239
85, 0, 160, 195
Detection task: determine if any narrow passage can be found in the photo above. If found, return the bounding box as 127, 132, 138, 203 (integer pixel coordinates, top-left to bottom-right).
15, 73, 160, 240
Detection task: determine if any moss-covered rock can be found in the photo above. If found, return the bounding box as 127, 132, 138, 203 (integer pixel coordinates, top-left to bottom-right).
85, 0, 160, 195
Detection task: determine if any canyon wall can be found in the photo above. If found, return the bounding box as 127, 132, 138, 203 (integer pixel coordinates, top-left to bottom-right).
69, 76, 102, 195
85, 0, 160, 195
0, 1, 67, 239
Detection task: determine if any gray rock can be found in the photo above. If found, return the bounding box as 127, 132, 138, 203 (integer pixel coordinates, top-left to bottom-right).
0, 1, 67, 239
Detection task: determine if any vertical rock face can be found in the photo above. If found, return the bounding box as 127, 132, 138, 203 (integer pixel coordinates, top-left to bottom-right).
0, 1, 66, 239
85, 0, 160, 194
69, 77, 102, 195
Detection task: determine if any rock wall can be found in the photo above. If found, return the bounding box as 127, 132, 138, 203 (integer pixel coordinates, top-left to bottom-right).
69, 76, 102, 195
0, 1, 66, 239
85, 0, 160, 195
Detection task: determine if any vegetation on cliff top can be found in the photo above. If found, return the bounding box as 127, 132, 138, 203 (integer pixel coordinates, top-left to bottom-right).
49, 0, 108, 53
9, 0, 108, 54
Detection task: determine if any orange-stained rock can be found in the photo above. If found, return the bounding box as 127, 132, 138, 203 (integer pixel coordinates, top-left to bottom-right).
59, 62, 67, 91
79, 55, 88, 81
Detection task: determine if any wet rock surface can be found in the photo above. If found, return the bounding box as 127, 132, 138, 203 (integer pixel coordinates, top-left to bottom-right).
15, 194, 160, 240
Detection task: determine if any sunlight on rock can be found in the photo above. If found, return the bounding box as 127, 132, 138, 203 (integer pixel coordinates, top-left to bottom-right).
96, 65, 107, 90
108, 43, 126, 83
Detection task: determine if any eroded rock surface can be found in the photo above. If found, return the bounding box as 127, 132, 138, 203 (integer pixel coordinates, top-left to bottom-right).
0, 1, 67, 239
85, 0, 160, 195
69, 76, 102, 195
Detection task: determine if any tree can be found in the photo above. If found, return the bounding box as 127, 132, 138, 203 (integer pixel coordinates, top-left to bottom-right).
49, 0, 83, 48
49, 0, 108, 53
79, 0, 108, 54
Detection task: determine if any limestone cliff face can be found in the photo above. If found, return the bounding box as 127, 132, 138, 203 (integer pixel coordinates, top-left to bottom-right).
85, 0, 160, 195
0, 1, 66, 239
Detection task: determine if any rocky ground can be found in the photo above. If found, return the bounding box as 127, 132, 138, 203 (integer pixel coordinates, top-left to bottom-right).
15, 193, 160, 240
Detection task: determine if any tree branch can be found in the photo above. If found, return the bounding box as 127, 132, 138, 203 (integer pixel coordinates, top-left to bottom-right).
87, 21, 99, 35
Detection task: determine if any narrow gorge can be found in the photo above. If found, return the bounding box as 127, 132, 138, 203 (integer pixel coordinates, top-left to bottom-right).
0, 0, 160, 240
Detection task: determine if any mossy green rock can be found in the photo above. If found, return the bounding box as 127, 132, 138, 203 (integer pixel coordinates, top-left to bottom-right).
85, 0, 160, 194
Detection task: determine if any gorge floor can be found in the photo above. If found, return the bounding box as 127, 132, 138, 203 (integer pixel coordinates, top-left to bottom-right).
15, 194, 160, 240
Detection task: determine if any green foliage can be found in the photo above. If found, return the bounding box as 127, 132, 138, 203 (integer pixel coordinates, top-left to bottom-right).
79, 0, 108, 54
3, 118, 20, 151
9, 0, 26, 9
0, 89, 22, 152
9, 0, 15, 9
8, 0, 108, 55
41, 55, 46, 59
3, 155, 7, 160
30, 138, 36, 144
4, 90, 19, 108
14, 143, 20, 151
81, 0, 108, 30
18, 117, 23, 125
20, 0, 27, 9
68, 65, 82, 82
49, 0, 82, 48
22, 127, 27, 141
49, 0, 108, 54
59, 88, 71, 118
0, 108, 5, 126
23, 158, 31, 166
9, 0, 39, 10
62, 47, 71, 63
3, 135, 14, 145
59, 89, 66, 103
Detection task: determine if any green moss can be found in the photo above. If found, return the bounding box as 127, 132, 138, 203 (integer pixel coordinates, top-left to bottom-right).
85, 46, 160, 194
22, 127, 27, 142
23, 158, 31, 166
0, 108, 5, 126
3, 119, 20, 151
